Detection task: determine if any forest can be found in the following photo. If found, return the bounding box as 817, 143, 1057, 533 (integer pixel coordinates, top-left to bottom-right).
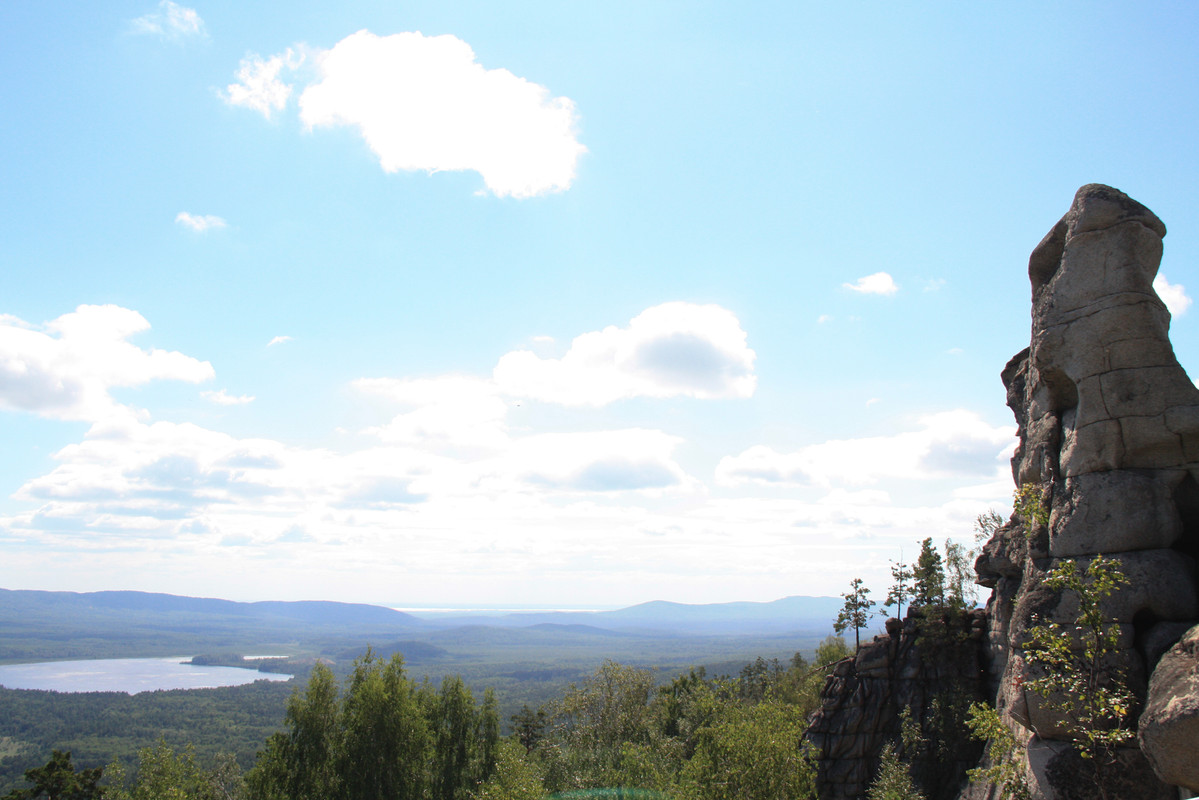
1, 639, 850, 800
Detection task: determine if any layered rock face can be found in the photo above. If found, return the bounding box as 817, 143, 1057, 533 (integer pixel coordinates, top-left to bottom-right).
975, 185, 1199, 798
808, 611, 988, 800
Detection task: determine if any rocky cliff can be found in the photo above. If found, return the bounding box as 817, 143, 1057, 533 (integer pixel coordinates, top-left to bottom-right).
807, 610, 989, 800
809, 185, 1199, 799
972, 184, 1199, 799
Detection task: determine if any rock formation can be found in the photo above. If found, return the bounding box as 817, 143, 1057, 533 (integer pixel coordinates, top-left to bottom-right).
1139, 624, 1199, 793
808, 185, 1199, 799
807, 610, 988, 800
973, 184, 1199, 798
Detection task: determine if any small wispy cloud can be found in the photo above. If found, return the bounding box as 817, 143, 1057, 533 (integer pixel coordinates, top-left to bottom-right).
1154, 273, 1192, 317
817, 314, 833, 324
947, 347, 964, 356
267, 336, 292, 347
175, 212, 226, 232
923, 278, 946, 292
224, 50, 304, 120
202, 389, 254, 406
843, 272, 899, 296
131, 1, 206, 40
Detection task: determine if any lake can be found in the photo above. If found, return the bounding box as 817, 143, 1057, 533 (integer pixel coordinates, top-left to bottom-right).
0, 657, 293, 694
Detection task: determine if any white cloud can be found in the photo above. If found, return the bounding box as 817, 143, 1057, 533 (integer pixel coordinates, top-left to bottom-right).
503, 429, 688, 493
356, 376, 508, 450
202, 390, 254, 406
1154, 273, 1192, 317
131, 1, 205, 40
923, 278, 946, 292
175, 212, 226, 232
1, 302, 1019, 606
224, 50, 303, 119
228, 30, 585, 197
717, 410, 1014, 488
267, 336, 292, 347
0, 305, 213, 422
817, 314, 832, 324
494, 302, 756, 405
843, 271, 899, 295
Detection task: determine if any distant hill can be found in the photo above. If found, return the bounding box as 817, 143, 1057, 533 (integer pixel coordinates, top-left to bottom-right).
0, 588, 422, 628
0, 588, 846, 665
411, 595, 844, 636
0, 588, 428, 663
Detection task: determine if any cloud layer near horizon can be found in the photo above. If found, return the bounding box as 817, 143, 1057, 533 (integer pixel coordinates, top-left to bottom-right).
0, 301, 1015, 603
224, 30, 586, 198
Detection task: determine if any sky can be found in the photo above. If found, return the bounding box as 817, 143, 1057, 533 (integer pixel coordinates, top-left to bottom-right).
3, 2, 1199, 609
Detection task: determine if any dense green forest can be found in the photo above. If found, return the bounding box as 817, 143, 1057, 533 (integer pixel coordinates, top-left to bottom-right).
0, 681, 292, 792
0, 631, 825, 796
2, 638, 849, 800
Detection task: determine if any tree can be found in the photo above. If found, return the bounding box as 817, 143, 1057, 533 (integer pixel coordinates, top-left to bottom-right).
1, 751, 103, 800
867, 742, 925, 800
944, 539, 976, 610
472, 740, 545, 800
834, 578, 875, 650
965, 703, 1031, 800
246, 651, 496, 800
106, 741, 245, 800
883, 559, 914, 620
338, 653, 432, 800
510, 706, 548, 754
911, 538, 945, 610
539, 661, 662, 792
1022, 557, 1133, 799
678, 702, 816, 800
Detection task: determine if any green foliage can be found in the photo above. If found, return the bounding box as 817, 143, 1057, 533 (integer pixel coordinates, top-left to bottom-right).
943, 539, 976, 610
1013, 484, 1049, 530
883, 560, 914, 620
834, 578, 875, 650
0, 750, 103, 800
812, 635, 850, 668
966, 557, 1133, 800
965, 703, 1031, 800
866, 742, 924, 800
538, 661, 667, 793
246, 652, 498, 800
677, 702, 815, 800
0, 682, 289, 796
473, 740, 545, 800
1022, 557, 1134, 794
911, 538, 945, 610
105, 741, 246, 800
974, 509, 1004, 544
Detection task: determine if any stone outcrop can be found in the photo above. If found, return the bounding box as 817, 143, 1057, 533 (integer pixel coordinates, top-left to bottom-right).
807, 610, 988, 800
973, 184, 1199, 798
1139, 622, 1199, 792
807, 185, 1199, 799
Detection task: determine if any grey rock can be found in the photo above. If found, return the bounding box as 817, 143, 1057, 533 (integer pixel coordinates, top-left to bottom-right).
1139, 624, 1199, 792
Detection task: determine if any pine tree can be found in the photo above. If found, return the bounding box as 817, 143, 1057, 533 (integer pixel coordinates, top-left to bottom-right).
911, 538, 945, 610
834, 578, 875, 650
884, 559, 914, 620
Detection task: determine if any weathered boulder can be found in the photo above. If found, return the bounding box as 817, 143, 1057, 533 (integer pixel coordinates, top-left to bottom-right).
1139, 623, 1199, 792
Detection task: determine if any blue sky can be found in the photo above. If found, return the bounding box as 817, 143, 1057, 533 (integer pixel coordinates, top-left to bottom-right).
3, 1, 1199, 607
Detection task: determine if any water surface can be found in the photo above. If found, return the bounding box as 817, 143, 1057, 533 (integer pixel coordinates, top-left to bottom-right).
0, 657, 293, 694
